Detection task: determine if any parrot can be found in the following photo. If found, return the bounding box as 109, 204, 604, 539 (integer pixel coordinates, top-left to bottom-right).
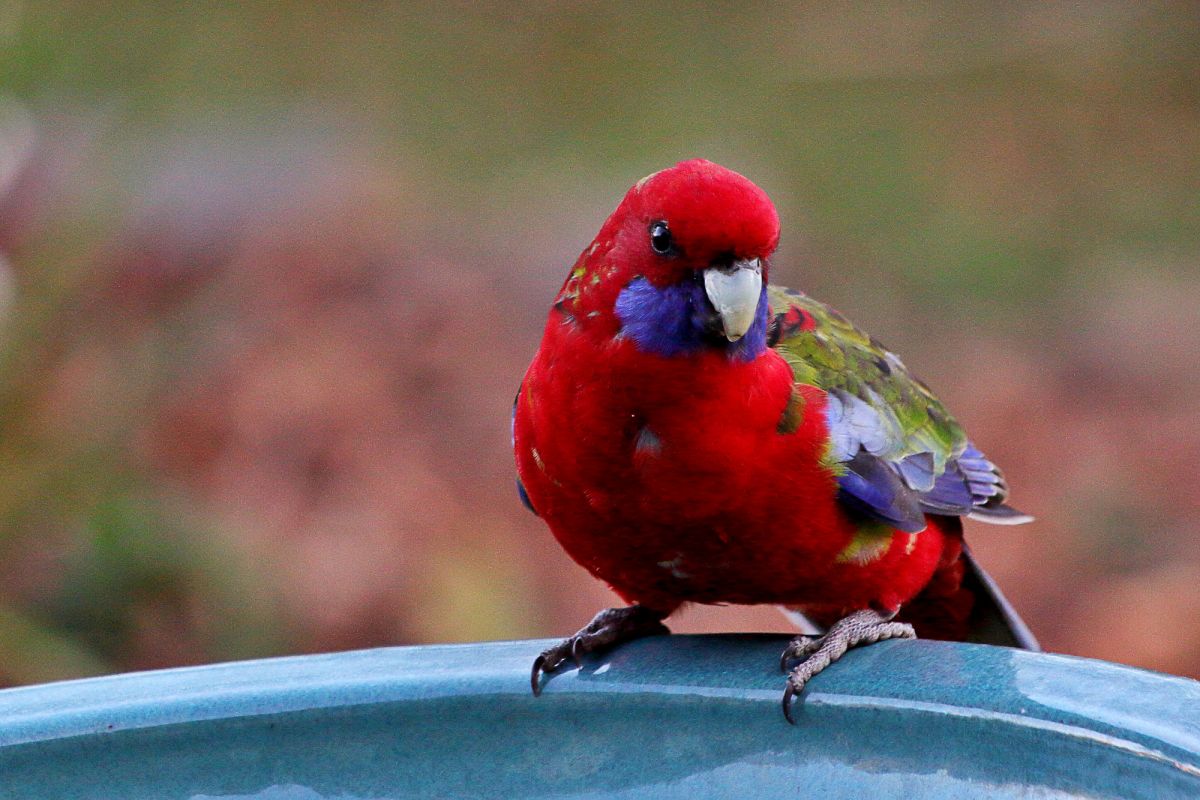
512, 159, 1036, 722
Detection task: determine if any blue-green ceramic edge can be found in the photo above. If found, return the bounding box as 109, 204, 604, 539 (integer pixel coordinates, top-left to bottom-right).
0, 636, 1196, 773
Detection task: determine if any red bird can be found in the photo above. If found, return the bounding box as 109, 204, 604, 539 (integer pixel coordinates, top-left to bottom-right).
513, 159, 1035, 721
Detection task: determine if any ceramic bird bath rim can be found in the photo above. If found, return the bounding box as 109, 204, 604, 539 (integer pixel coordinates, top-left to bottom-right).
0, 636, 1197, 799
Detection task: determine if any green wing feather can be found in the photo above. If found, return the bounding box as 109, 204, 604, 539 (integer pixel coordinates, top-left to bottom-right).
767, 285, 966, 473
767, 284, 1030, 528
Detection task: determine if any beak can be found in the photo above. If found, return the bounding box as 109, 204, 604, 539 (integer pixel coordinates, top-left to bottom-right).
703, 258, 763, 341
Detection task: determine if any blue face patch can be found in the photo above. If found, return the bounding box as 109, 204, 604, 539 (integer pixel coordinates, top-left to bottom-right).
614, 276, 768, 362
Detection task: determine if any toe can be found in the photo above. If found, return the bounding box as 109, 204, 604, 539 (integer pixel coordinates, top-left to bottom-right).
780, 635, 821, 671
530, 639, 576, 696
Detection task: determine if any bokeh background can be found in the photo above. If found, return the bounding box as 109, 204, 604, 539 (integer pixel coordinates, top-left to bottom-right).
0, 3, 1197, 686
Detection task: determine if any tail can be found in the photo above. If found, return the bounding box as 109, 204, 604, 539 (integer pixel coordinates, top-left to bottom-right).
958, 544, 1040, 650
895, 518, 1040, 651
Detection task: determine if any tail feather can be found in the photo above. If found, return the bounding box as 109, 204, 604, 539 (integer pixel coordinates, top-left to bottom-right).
969, 502, 1035, 526
960, 544, 1040, 651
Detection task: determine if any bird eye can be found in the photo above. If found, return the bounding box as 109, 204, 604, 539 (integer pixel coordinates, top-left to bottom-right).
649, 221, 673, 255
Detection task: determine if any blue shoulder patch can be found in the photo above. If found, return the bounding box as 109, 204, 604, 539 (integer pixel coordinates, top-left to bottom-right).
511, 386, 538, 516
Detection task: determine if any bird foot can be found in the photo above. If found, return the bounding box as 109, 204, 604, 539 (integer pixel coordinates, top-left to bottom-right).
531, 605, 670, 696
779, 608, 915, 724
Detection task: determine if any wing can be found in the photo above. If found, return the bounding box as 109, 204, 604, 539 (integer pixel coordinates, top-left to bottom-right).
767, 285, 1031, 532
512, 387, 539, 516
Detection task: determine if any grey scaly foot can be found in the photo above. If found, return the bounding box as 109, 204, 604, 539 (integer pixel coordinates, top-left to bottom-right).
779, 608, 915, 723
531, 605, 670, 696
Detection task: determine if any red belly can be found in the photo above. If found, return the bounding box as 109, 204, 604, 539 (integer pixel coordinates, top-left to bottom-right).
515, 328, 948, 615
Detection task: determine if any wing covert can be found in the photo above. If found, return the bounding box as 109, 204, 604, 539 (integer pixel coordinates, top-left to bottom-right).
766, 285, 1029, 528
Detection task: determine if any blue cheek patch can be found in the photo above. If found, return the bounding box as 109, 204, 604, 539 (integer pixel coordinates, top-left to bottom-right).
615, 277, 768, 362
614, 278, 708, 357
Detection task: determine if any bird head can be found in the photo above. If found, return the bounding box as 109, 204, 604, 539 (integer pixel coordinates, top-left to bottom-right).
559, 159, 780, 361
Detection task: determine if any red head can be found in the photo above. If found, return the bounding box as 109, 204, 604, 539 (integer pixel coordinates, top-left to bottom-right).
558, 160, 780, 359
608, 159, 780, 287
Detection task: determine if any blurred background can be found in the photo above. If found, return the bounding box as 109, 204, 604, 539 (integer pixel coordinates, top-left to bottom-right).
0, 2, 1196, 686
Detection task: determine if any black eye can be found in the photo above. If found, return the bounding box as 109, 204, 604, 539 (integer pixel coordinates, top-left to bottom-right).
649, 221, 673, 255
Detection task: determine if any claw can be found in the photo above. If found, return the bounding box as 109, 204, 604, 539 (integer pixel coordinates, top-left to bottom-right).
780, 634, 820, 671
531, 654, 547, 697
571, 636, 584, 668
778, 608, 915, 723
779, 636, 810, 671
529, 605, 671, 698
781, 681, 798, 725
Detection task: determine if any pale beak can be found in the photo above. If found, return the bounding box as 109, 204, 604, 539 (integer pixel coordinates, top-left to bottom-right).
703, 258, 763, 341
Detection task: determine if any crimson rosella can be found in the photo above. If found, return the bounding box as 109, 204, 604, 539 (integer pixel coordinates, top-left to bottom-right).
513, 159, 1036, 721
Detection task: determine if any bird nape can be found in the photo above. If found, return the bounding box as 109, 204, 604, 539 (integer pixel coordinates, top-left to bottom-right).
513, 159, 1035, 723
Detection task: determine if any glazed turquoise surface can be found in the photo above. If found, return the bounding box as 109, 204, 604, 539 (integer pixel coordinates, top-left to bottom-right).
0, 636, 1197, 799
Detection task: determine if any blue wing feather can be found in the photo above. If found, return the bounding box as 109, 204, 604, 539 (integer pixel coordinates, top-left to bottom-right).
837, 451, 927, 533
769, 285, 1030, 530
512, 387, 538, 516
831, 423, 1030, 528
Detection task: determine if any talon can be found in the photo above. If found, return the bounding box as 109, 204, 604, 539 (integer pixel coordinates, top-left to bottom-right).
779, 642, 801, 672
779, 608, 916, 723
531, 654, 547, 697
529, 605, 671, 699
571, 637, 584, 668
781, 681, 798, 725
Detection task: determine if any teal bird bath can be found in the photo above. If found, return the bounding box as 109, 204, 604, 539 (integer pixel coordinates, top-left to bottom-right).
0, 636, 1197, 799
